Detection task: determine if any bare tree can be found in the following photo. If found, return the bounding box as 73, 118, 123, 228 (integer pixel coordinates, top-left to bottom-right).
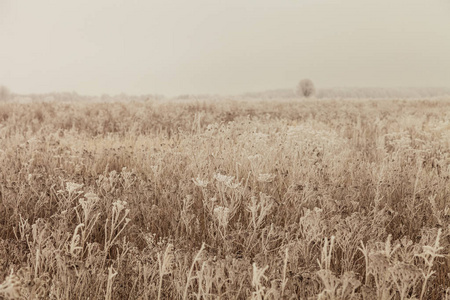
0, 85, 11, 101
296, 79, 315, 98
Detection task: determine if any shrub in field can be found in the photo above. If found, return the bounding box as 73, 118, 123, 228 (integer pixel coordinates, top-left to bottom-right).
296, 78, 316, 98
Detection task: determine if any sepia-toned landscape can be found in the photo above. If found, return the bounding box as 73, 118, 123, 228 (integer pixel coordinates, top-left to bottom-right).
2, 0, 450, 299
1, 96, 450, 299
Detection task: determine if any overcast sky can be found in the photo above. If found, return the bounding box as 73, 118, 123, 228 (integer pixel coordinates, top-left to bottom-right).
1, 0, 449, 96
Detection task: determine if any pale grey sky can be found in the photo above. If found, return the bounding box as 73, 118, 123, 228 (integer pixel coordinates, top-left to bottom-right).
1, 0, 449, 96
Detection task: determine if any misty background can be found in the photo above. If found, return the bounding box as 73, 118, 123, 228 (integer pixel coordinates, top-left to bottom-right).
1, 0, 449, 97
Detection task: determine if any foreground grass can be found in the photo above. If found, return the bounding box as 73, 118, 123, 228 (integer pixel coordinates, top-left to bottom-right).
0, 98, 450, 299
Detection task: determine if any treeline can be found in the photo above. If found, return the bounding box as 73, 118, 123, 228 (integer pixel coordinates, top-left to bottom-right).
2, 86, 450, 103
242, 87, 450, 100
0, 90, 166, 103
316, 87, 450, 99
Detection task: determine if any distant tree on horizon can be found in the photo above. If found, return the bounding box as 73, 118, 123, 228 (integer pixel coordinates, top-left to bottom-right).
296, 79, 315, 98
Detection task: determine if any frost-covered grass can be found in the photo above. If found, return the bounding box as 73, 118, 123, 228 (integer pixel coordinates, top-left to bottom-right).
0, 98, 450, 299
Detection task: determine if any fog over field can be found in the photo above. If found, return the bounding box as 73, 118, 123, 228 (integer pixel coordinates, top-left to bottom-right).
1, 0, 450, 96
1, 1, 450, 300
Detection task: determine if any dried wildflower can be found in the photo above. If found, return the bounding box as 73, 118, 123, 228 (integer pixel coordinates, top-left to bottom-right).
213, 206, 230, 229
226, 181, 241, 189
214, 173, 234, 184
0, 270, 23, 299
316, 269, 339, 297
257, 173, 276, 183
65, 181, 84, 194
113, 200, 128, 213
299, 207, 325, 244
192, 176, 209, 188
389, 263, 421, 300
214, 172, 240, 188
84, 192, 99, 202
104, 199, 131, 260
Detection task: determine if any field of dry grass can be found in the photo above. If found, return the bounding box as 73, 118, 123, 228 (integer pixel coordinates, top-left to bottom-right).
1, 98, 450, 299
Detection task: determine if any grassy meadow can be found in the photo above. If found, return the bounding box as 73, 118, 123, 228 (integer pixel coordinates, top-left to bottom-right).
1, 97, 450, 299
